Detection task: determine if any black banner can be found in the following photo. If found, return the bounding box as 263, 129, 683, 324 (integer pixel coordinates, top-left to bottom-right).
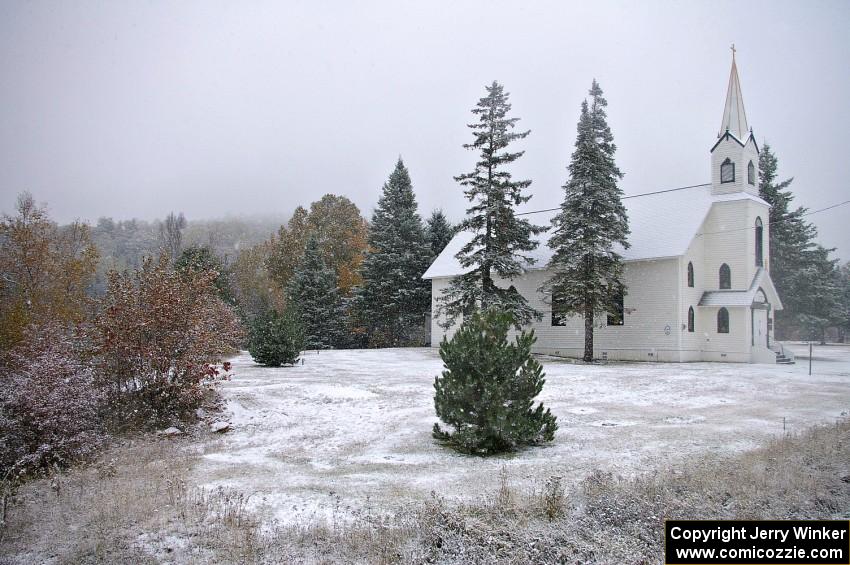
665, 520, 849, 564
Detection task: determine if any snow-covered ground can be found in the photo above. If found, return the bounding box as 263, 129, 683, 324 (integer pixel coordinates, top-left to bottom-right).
193, 345, 849, 525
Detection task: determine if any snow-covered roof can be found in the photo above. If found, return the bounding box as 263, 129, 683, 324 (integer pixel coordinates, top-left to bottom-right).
698, 268, 783, 309
423, 185, 769, 279
697, 290, 752, 307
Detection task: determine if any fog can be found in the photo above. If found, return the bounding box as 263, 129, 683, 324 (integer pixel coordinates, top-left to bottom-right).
1, 1, 847, 258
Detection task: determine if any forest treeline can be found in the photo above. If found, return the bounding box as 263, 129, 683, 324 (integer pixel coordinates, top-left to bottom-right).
4, 172, 455, 352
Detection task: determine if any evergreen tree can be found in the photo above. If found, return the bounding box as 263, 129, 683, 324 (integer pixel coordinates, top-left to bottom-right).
248, 307, 305, 366
424, 209, 455, 260
758, 143, 841, 338
838, 262, 850, 343
433, 308, 557, 455
439, 81, 544, 327
355, 158, 431, 347
795, 245, 843, 343
267, 195, 369, 296
287, 236, 345, 349
175, 245, 234, 304
541, 80, 629, 362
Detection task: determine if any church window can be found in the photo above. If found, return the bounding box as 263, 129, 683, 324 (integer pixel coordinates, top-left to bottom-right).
717, 307, 729, 333
688, 306, 695, 332
755, 217, 763, 267
607, 289, 624, 326
551, 293, 567, 326
687, 262, 694, 287
719, 263, 731, 289
720, 158, 735, 183
748, 160, 756, 185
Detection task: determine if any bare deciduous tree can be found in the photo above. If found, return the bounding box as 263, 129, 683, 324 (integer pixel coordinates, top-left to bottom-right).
159, 211, 186, 261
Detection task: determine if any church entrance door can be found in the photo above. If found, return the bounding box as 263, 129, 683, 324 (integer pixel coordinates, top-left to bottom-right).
753, 307, 768, 348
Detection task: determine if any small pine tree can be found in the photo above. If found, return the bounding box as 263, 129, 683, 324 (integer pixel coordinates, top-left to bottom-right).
433, 308, 557, 455
355, 158, 432, 346
541, 80, 629, 362
287, 236, 345, 349
425, 209, 455, 260
248, 308, 305, 366
439, 81, 544, 327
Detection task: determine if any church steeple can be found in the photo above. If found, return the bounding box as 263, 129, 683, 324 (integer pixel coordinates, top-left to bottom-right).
710, 47, 759, 196
718, 45, 749, 140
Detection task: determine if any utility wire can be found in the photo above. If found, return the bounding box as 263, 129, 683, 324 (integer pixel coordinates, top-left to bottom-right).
513, 180, 848, 239
515, 182, 711, 216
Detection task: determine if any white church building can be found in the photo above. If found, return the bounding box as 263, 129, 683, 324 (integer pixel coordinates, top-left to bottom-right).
424, 55, 784, 364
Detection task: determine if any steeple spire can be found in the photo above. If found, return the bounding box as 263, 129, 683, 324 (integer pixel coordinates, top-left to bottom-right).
718, 45, 749, 139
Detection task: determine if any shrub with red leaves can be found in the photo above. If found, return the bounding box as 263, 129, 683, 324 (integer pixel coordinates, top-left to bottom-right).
91, 254, 244, 427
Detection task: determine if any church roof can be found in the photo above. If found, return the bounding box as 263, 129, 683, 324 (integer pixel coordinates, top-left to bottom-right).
698, 268, 783, 310
422, 185, 770, 279
718, 52, 749, 140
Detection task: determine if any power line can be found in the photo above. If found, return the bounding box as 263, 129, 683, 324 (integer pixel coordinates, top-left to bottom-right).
513, 180, 848, 239
622, 183, 712, 200
515, 182, 711, 216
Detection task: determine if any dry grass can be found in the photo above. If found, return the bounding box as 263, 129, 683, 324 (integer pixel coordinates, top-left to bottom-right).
0, 437, 198, 564
404, 419, 850, 564
2, 421, 848, 564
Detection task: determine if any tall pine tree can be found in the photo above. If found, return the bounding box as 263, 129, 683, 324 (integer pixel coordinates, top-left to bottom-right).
425, 209, 455, 260
287, 236, 345, 349
439, 81, 543, 327
758, 143, 842, 339
355, 158, 431, 347
541, 80, 629, 362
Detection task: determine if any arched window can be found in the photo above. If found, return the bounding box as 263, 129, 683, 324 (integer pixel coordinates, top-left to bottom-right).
719, 263, 731, 289
717, 307, 729, 333
755, 217, 763, 267
607, 289, 624, 326
687, 262, 694, 287
687, 306, 695, 332
720, 158, 735, 183
748, 160, 756, 185
551, 293, 566, 327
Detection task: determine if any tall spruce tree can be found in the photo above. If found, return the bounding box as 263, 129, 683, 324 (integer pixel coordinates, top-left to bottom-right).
758, 143, 842, 339
541, 80, 629, 362
425, 209, 455, 260
439, 81, 544, 327
355, 158, 431, 346
287, 236, 345, 349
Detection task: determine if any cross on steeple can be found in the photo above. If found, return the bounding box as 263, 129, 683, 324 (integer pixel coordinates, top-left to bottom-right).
731, 43, 736, 58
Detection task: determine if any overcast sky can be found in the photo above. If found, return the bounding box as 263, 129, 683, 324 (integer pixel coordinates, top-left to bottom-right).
1, 1, 848, 258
